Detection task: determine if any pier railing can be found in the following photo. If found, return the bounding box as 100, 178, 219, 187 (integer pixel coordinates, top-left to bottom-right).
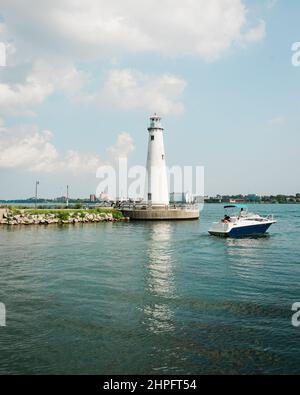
119, 202, 200, 211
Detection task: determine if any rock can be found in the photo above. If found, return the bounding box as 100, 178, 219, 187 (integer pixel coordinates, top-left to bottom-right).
0, 210, 124, 225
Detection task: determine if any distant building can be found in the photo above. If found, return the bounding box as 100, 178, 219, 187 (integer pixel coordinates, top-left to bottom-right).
229, 198, 245, 203
99, 192, 109, 201
90, 194, 96, 202
55, 196, 67, 203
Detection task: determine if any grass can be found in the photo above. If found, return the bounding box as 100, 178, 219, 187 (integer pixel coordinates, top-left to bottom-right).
6, 206, 22, 215
21, 208, 124, 219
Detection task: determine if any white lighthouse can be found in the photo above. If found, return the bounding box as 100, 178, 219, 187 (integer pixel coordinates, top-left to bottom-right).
146, 114, 169, 205
121, 114, 199, 220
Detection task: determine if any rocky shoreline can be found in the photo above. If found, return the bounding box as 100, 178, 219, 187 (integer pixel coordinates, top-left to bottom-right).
0, 211, 129, 225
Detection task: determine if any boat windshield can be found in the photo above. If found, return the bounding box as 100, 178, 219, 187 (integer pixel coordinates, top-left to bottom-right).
224, 204, 248, 210
222, 206, 249, 221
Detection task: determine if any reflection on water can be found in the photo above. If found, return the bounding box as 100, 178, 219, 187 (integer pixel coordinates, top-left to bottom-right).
224, 237, 272, 279
226, 235, 270, 249
142, 223, 176, 334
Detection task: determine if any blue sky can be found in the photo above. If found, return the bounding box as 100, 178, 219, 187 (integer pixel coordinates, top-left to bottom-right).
0, 0, 299, 199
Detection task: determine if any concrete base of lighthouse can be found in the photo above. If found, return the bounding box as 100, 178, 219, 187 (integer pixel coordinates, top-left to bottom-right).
121, 205, 200, 221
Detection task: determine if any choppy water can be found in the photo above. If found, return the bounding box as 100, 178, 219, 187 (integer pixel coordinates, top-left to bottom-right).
0, 204, 300, 374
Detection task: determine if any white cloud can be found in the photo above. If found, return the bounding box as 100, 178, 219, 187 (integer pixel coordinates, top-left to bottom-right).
1, 0, 266, 61
63, 150, 102, 174
107, 132, 135, 160
242, 21, 266, 44
31, 60, 89, 99
0, 1, 266, 117
0, 60, 89, 116
0, 65, 186, 116
99, 69, 186, 115
0, 75, 53, 117
0, 124, 59, 171
0, 122, 134, 174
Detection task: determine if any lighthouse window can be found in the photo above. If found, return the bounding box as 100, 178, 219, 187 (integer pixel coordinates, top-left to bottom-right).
162, 155, 164, 160
151, 135, 154, 141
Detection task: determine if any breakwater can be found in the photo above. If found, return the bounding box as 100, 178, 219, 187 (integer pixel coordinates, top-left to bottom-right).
0, 209, 129, 225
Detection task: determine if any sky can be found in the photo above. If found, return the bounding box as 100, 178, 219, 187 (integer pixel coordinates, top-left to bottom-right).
0, 0, 299, 199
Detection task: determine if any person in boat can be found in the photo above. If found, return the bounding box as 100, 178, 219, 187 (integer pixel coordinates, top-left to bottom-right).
222, 215, 231, 223
238, 208, 246, 219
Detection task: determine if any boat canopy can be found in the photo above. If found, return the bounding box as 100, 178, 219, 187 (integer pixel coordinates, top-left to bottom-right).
224, 204, 248, 209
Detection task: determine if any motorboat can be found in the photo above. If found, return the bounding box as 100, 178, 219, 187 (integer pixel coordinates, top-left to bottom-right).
208, 204, 276, 237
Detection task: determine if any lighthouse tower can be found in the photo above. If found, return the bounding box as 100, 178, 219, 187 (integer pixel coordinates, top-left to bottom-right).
121, 114, 199, 219
146, 114, 169, 205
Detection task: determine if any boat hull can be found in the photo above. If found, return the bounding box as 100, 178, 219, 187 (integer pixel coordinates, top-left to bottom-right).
209, 222, 274, 238
228, 222, 272, 237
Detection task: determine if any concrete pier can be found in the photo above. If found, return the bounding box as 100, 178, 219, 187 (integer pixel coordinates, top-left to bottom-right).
121, 205, 200, 220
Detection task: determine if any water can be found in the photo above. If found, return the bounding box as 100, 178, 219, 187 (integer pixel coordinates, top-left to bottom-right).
0, 204, 300, 374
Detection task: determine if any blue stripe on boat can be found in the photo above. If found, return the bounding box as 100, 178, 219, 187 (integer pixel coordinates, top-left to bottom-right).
228, 223, 272, 237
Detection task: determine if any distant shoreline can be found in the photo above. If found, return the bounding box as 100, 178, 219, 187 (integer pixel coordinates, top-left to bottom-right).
1, 194, 300, 207
1, 201, 300, 210
204, 201, 300, 204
